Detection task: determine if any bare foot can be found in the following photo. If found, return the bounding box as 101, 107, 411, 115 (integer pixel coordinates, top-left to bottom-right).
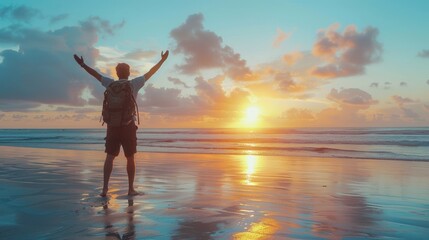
100, 189, 108, 197
128, 190, 142, 196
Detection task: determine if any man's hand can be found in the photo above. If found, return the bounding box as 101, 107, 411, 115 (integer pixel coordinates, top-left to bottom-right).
73, 54, 102, 81
144, 50, 169, 80
161, 50, 169, 62
73, 54, 84, 67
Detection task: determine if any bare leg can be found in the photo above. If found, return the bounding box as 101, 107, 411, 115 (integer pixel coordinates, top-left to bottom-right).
126, 154, 139, 195
100, 154, 115, 197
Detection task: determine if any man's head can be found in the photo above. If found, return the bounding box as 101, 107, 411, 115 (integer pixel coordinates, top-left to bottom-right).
116, 63, 130, 79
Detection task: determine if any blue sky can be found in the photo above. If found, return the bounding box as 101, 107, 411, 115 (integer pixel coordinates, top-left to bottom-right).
0, 1, 428, 128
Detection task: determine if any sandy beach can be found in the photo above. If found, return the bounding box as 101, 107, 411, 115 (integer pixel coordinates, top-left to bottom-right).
0, 145, 428, 239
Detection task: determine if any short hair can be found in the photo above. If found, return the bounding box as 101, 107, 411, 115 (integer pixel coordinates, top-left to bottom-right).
116, 63, 130, 73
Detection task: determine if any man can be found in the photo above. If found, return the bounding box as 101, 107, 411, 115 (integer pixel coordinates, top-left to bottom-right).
73, 50, 169, 197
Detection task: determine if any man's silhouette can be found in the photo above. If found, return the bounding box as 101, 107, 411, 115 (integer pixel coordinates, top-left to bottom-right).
74, 51, 169, 197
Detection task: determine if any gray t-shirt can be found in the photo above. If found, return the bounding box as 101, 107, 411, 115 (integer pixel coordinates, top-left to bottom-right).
100, 75, 147, 98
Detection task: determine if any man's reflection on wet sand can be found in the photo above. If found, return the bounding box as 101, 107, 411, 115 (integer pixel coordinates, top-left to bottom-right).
103, 199, 135, 240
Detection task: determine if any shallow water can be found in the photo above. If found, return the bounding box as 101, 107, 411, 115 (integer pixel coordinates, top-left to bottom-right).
0, 146, 428, 239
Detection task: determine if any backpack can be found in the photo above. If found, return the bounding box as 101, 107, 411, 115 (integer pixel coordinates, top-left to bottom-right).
101, 80, 139, 127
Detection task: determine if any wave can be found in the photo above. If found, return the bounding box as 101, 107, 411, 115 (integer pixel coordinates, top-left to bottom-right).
139, 138, 429, 147
1, 135, 429, 147
1, 128, 428, 161
137, 128, 429, 136
138, 144, 428, 161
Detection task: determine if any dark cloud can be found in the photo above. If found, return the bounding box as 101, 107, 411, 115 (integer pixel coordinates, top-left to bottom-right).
384, 81, 391, 89
327, 88, 378, 108
79, 16, 125, 36
170, 13, 254, 81
0, 5, 41, 22
426, 79, 429, 85
0, 100, 40, 111
141, 84, 184, 108
168, 77, 190, 88
139, 84, 197, 116
370, 82, 378, 88
0, 17, 124, 110
399, 81, 407, 87
417, 49, 429, 58
311, 25, 382, 78
50, 14, 68, 24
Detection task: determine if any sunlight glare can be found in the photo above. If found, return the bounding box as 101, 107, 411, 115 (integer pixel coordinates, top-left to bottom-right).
243, 106, 260, 127
243, 154, 258, 185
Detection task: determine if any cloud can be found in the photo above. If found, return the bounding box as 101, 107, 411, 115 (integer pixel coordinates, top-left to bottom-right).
327, 88, 377, 108
168, 77, 190, 88
273, 28, 290, 48
124, 49, 157, 60
370, 82, 378, 88
244, 52, 324, 99
391, 95, 414, 107
0, 17, 124, 109
426, 79, 429, 85
12, 113, 27, 120
399, 81, 407, 87
79, 16, 125, 36
139, 75, 251, 118
417, 49, 429, 58
140, 84, 184, 109
400, 107, 421, 120
0, 100, 40, 111
0, 5, 41, 22
170, 13, 254, 81
282, 51, 303, 65
283, 108, 315, 122
50, 14, 68, 24
390, 95, 423, 122
384, 81, 391, 89
311, 24, 382, 78
274, 72, 308, 93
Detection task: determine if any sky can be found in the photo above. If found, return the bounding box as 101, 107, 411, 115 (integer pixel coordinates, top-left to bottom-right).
0, 0, 428, 128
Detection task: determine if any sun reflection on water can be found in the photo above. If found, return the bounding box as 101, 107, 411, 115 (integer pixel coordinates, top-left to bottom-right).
233, 218, 280, 239
243, 154, 258, 186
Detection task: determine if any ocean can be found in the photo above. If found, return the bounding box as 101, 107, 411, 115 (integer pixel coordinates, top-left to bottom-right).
0, 128, 428, 161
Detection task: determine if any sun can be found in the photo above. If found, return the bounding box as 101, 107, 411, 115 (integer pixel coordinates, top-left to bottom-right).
242, 106, 261, 127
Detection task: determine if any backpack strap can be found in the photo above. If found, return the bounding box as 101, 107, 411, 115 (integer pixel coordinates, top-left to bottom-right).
101, 90, 109, 126
130, 93, 140, 125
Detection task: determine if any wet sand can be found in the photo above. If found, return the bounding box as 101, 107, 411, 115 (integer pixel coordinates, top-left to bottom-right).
0, 146, 428, 239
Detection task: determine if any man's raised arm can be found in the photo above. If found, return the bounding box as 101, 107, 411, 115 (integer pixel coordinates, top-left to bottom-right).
73, 54, 102, 81
144, 50, 169, 80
